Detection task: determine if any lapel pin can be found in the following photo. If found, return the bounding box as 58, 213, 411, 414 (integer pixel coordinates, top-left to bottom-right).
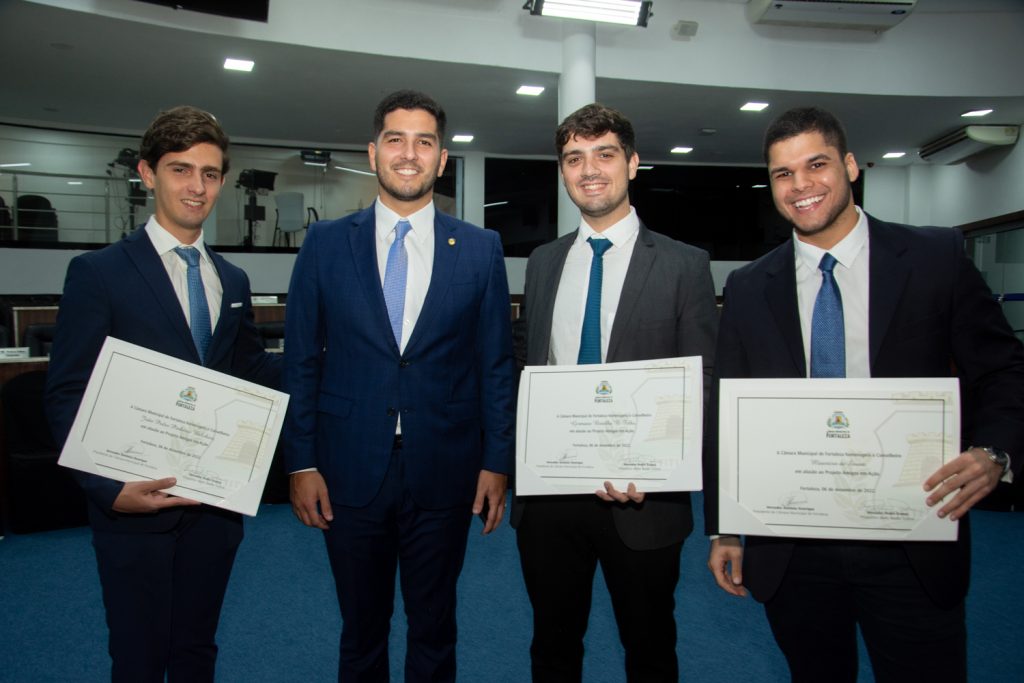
448, 238, 456, 246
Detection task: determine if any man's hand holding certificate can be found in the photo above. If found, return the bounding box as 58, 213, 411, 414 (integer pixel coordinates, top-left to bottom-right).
717, 377, 960, 541
58, 337, 288, 516
517, 357, 704, 496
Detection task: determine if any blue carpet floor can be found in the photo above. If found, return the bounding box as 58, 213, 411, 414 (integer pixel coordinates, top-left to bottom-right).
1, 495, 1021, 682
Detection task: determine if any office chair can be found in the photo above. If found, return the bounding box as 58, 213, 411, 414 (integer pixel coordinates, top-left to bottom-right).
255, 320, 285, 350
1, 370, 88, 533
14, 194, 58, 242
23, 324, 56, 357
273, 192, 307, 247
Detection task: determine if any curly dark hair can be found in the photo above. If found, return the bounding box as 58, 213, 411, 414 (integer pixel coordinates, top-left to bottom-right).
763, 106, 848, 165
555, 103, 636, 159
139, 105, 229, 174
372, 90, 447, 142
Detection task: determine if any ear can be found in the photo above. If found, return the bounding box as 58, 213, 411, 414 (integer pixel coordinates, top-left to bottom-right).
436, 148, 449, 178
844, 152, 860, 184
627, 152, 640, 181
137, 160, 156, 190
367, 142, 377, 173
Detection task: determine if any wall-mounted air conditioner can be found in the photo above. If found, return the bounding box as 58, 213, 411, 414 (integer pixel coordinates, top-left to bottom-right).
919, 125, 1020, 165
747, 0, 917, 32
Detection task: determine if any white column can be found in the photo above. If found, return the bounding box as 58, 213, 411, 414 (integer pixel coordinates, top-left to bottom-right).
557, 21, 596, 236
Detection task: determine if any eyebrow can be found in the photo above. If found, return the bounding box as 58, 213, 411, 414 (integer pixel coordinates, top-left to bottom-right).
381, 129, 439, 142
769, 152, 831, 175
562, 143, 622, 157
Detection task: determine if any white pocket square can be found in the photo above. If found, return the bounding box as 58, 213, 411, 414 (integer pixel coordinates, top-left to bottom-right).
230, 302, 243, 309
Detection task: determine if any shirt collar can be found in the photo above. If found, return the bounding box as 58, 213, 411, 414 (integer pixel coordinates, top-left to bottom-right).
144, 215, 211, 264
375, 198, 435, 244
576, 206, 640, 247
793, 205, 868, 278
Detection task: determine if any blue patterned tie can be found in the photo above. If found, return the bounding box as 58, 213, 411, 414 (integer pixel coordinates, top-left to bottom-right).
577, 237, 613, 365
810, 252, 845, 378
383, 219, 413, 346
173, 246, 212, 365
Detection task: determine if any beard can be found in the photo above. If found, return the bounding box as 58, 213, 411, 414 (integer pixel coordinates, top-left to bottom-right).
377, 162, 439, 204
784, 182, 853, 240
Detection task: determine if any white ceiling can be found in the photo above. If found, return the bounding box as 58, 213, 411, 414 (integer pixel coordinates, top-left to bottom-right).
1, 0, 1022, 167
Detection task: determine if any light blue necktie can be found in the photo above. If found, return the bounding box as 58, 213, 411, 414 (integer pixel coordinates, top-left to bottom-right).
383, 219, 413, 346
577, 237, 613, 365
173, 246, 212, 365
810, 252, 845, 378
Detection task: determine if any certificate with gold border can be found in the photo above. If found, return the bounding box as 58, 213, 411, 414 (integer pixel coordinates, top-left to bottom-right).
717, 378, 959, 541
516, 357, 704, 496
58, 337, 288, 516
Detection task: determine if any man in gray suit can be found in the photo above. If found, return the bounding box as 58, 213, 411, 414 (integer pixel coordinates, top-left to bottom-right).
512, 103, 718, 682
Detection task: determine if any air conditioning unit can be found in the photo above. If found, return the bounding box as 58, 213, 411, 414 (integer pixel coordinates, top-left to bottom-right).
919, 125, 1020, 165
747, 1, 917, 32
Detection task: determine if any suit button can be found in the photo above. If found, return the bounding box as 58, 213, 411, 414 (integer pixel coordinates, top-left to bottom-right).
386, 408, 397, 417
399, 360, 410, 368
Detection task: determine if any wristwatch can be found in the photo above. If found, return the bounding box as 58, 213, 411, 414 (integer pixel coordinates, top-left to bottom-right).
976, 446, 1011, 476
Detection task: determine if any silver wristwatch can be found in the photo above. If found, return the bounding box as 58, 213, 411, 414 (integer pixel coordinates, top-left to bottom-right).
977, 446, 1011, 475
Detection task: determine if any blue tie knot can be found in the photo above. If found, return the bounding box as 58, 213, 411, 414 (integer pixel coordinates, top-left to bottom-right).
174, 245, 201, 267
395, 220, 412, 242
588, 236, 612, 257
819, 252, 838, 274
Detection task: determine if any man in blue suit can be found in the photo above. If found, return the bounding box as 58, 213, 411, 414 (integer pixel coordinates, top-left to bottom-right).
46, 106, 280, 683
283, 90, 516, 682
705, 107, 1024, 682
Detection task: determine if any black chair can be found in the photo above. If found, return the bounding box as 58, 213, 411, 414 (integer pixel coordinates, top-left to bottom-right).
0, 324, 9, 348
256, 320, 285, 350
14, 194, 58, 242
1, 370, 88, 533
23, 324, 55, 357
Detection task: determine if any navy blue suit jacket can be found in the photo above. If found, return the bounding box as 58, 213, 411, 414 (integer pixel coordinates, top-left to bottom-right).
281, 206, 516, 509
704, 214, 1024, 606
46, 227, 280, 532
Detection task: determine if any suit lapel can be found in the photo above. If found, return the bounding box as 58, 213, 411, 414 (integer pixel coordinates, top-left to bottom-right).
205, 248, 239, 366
349, 206, 398, 353
530, 233, 574, 365
122, 229, 198, 362
763, 243, 807, 376
866, 217, 910, 368
606, 224, 655, 362
405, 213, 457, 356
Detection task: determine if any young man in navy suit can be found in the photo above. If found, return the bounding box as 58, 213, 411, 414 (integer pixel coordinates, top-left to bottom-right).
46, 106, 279, 683
283, 90, 515, 682
705, 106, 1024, 682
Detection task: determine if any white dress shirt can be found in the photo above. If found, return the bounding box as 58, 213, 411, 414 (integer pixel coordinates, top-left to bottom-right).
374, 198, 435, 354
549, 207, 640, 365
793, 206, 870, 378
144, 216, 222, 331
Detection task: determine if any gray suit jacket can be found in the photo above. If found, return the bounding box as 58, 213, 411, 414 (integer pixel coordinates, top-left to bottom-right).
512, 223, 718, 550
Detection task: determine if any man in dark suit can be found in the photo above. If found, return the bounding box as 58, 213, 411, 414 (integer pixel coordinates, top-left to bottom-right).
46, 106, 280, 682
283, 90, 515, 682
705, 106, 1024, 682
512, 104, 718, 682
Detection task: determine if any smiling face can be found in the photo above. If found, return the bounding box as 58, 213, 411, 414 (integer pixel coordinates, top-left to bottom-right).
559, 131, 639, 232
368, 107, 448, 215
137, 142, 224, 244
767, 130, 860, 249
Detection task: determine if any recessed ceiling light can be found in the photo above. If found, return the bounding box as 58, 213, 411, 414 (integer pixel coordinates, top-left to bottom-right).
882, 152, 906, 159
961, 109, 993, 118
740, 102, 769, 112
128, 178, 142, 183
0, 162, 30, 168
452, 134, 474, 143
670, 147, 693, 154
525, 0, 652, 27
224, 58, 254, 72
517, 85, 545, 96
67, 181, 83, 185
638, 165, 654, 170
751, 184, 767, 189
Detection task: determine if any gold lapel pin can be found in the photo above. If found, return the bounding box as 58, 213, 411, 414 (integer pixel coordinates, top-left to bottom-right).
448, 238, 456, 246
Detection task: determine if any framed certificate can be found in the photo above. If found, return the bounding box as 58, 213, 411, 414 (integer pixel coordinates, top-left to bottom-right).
58, 337, 288, 516
717, 377, 960, 541
516, 357, 704, 496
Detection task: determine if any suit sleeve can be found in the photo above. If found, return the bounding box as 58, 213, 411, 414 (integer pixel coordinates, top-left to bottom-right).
476, 231, 517, 475
678, 248, 719, 405
281, 225, 325, 473
45, 254, 124, 512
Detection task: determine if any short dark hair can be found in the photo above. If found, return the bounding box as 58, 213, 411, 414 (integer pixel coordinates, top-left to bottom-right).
763, 106, 848, 164
139, 105, 230, 174
372, 90, 447, 143
555, 103, 636, 160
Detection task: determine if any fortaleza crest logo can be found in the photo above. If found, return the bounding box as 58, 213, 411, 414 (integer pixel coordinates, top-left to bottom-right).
594, 380, 613, 403
176, 386, 198, 411
826, 410, 850, 438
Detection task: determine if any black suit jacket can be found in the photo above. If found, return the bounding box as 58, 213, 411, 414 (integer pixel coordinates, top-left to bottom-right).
513, 223, 719, 550
704, 214, 1024, 606
46, 227, 280, 532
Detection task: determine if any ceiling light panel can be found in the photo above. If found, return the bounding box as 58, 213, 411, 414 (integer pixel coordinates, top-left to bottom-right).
527, 1, 652, 27
224, 58, 254, 72
517, 85, 545, 96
